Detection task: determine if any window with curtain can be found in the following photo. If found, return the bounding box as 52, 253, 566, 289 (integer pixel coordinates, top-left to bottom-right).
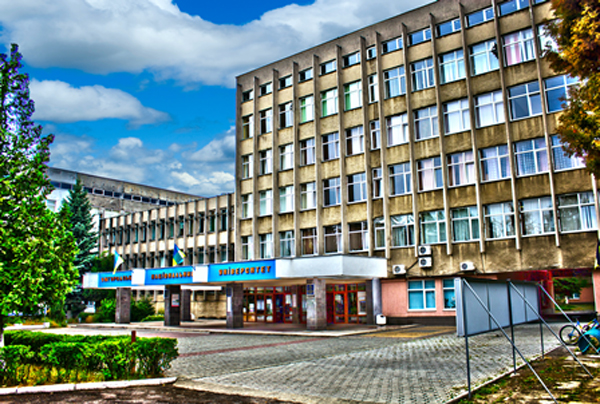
520, 197, 555, 235
447, 151, 475, 186
280, 231, 295, 257
418, 157, 443, 191
391, 214, 415, 247
480, 145, 511, 181
451, 206, 480, 242
387, 113, 409, 146
503, 28, 534, 66
485, 202, 515, 239
551, 135, 585, 171
374, 217, 385, 249
420, 210, 446, 244
558, 192, 597, 233
514, 138, 548, 176
348, 222, 368, 251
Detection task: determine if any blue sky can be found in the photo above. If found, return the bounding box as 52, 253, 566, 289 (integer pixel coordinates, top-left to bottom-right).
0, 0, 431, 196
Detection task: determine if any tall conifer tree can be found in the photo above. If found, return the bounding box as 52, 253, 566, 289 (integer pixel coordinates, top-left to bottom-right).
62, 179, 97, 272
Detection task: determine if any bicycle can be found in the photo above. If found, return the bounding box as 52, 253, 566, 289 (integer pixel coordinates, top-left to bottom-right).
559, 318, 600, 345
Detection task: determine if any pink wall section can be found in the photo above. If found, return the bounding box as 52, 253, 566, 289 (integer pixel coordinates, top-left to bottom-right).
382, 278, 456, 318
593, 271, 600, 313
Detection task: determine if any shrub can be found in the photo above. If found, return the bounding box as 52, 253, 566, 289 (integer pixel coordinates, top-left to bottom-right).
131, 298, 155, 322
134, 338, 178, 378
0, 345, 35, 385
96, 299, 116, 323
141, 315, 164, 322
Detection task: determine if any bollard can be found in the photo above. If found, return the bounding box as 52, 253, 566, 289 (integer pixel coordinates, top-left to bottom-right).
131, 330, 136, 343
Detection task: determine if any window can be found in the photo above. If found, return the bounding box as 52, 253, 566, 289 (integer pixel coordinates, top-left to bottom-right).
420, 210, 447, 244
300, 138, 316, 166
391, 214, 415, 247
279, 75, 292, 89
259, 149, 273, 175
321, 88, 338, 116
344, 81, 362, 110
208, 214, 216, 233
498, 0, 529, 16
480, 145, 511, 181
373, 167, 382, 199
299, 95, 314, 123
411, 58, 435, 91
346, 126, 364, 156
443, 98, 470, 134
348, 222, 368, 251
280, 231, 295, 257
241, 236, 253, 260
448, 151, 475, 187
279, 144, 293, 171
514, 138, 548, 176
414, 106, 438, 140
242, 90, 253, 102
197, 214, 205, 233
324, 225, 342, 254
437, 18, 461, 37
418, 157, 443, 191
259, 82, 272, 96
301, 228, 317, 255
452, 206, 480, 242
299, 68, 313, 82
386, 113, 409, 146
408, 280, 436, 310
259, 233, 273, 259
538, 24, 558, 56
374, 217, 385, 249
279, 102, 293, 128
521, 197, 555, 236
485, 202, 516, 239
323, 177, 341, 207
348, 173, 367, 203
242, 115, 254, 139
383, 67, 406, 98
259, 190, 273, 216
544, 75, 579, 113
439, 49, 465, 84
443, 279, 456, 309
508, 81, 542, 120
409, 28, 431, 46
366, 46, 377, 60
320, 60, 337, 75
475, 90, 505, 127
279, 185, 294, 213
470, 39, 499, 75
370, 120, 381, 150
300, 182, 316, 210
241, 155, 253, 179
382, 37, 403, 54
241, 194, 253, 219
389, 162, 412, 196
558, 192, 597, 233
503, 28, 534, 66
551, 135, 585, 171
219, 209, 228, 232
259, 109, 272, 134
322, 132, 340, 161
343, 52, 360, 67
466, 7, 494, 27
368, 74, 379, 103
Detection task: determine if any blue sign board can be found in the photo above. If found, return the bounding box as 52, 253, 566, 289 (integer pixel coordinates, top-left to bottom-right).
98, 271, 133, 288
145, 266, 194, 286
208, 260, 276, 283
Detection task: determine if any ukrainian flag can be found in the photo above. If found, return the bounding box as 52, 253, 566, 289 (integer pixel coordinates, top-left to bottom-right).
113, 251, 124, 274
173, 244, 186, 266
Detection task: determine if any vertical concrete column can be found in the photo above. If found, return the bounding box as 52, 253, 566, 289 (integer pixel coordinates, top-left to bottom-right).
291, 285, 300, 324
593, 271, 600, 315
164, 285, 181, 326
180, 289, 192, 322
306, 279, 327, 330
226, 283, 244, 329
366, 279, 382, 325
115, 288, 131, 324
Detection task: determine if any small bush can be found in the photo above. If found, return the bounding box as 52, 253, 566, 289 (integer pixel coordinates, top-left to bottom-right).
96, 299, 116, 323
134, 338, 178, 378
131, 298, 155, 322
141, 315, 164, 322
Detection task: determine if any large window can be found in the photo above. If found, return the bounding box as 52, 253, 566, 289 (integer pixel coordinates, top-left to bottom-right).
259, 149, 272, 175
259, 82, 272, 96
418, 157, 443, 191
498, 0, 529, 16
344, 81, 362, 110
470, 39, 499, 76
241, 194, 253, 219
279, 75, 292, 89
321, 88, 338, 116
368, 74, 379, 103
348, 173, 367, 203
300, 95, 314, 123
299, 68, 313, 82
466, 7, 494, 28
241, 154, 253, 179
508, 81, 542, 120
242, 115, 254, 139
414, 106, 438, 140
382, 37, 403, 54
348, 222, 368, 251
346, 126, 364, 156
443, 98, 470, 135
320, 60, 337, 75
301, 228, 317, 256
409, 28, 431, 46
521, 197, 555, 236
279, 185, 294, 213
280, 231, 295, 257
387, 113, 409, 146
551, 135, 585, 171
420, 210, 447, 244
373, 167, 382, 199
451, 206, 480, 242
411, 58, 435, 91
391, 214, 415, 247
322, 132, 340, 161
480, 145, 511, 181
558, 192, 597, 233
408, 280, 436, 310
389, 162, 412, 196
259, 233, 273, 259
439, 49, 465, 84
241, 236, 253, 260
475, 90, 505, 127
300, 138, 315, 166
343, 51, 360, 68
324, 225, 342, 254
383, 67, 406, 99
323, 177, 341, 207
259, 190, 273, 216
279, 144, 293, 171
259, 109, 272, 134
544, 75, 579, 113
279, 102, 293, 129
370, 120, 381, 150
437, 18, 461, 37
485, 202, 516, 239
448, 151, 475, 186
503, 28, 534, 66
514, 138, 548, 176
300, 182, 316, 210
443, 279, 456, 309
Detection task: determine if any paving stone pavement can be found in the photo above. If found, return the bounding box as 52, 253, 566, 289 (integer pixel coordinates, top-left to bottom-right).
168, 323, 564, 403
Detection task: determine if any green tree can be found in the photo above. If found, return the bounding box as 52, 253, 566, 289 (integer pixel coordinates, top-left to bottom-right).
553, 277, 589, 301
0, 44, 78, 345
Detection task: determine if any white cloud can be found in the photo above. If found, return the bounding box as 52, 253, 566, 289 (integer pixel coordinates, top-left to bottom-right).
0, 0, 433, 87
29, 79, 169, 125
186, 127, 235, 163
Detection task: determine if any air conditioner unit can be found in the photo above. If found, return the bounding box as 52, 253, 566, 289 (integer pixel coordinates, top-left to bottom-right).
418, 245, 432, 256
460, 261, 476, 271
419, 257, 432, 268
392, 264, 406, 275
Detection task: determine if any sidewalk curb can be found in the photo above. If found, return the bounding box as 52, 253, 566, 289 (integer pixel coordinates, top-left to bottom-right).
0, 377, 177, 396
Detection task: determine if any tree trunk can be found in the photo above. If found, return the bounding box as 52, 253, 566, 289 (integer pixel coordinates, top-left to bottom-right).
0, 315, 4, 347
